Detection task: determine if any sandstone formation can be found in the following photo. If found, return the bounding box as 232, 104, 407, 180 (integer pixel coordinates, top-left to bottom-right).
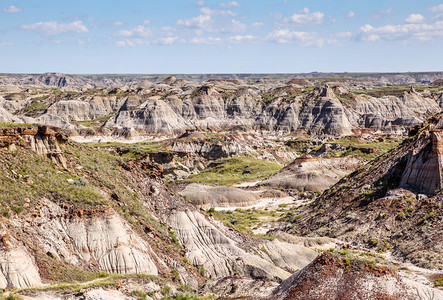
400, 129, 443, 195
0, 240, 42, 289
168, 210, 316, 281
100, 86, 440, 136
271, 252, 443, 300
262, 157, 360, 191
179, 183, 259, 209
20, 202, 159, 275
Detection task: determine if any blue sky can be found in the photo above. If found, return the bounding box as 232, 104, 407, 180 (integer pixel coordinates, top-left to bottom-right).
1, 0, 443, 74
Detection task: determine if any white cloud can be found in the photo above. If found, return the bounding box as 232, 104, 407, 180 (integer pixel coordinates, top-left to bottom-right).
336, 31, 352, 38
195, 0, 204, 6
284, 8, 324, 25
267, 29, 324, 47
113, 21, 123, 27
430, 4, 443, 13
177, 14, 212, 28
189, 36, 223, 44
346, 11, 355, 18
228, 35, 257, 43
0, 41, 14, 46
220, 1, 240, 8
155, 36, 178, 45
405, 14, 424, 23
21, 20, 89, 35
358, 20, 443, 43
77, 39, 87, 45
115, 39, 149, 47
220, 19, 246, 32
252, 22, 264, 29
199, 7, 236, 17
2, 5, 22, 13
115, 25, 151, 37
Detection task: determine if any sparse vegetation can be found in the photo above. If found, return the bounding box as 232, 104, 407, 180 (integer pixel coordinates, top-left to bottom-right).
184, 157, 282, 185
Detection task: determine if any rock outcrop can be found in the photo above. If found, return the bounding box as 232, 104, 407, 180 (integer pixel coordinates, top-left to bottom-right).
20, 203, 159, 275
271, 252, 443, 300
0, 126, 68, 168
169, 210, 315, 281
262, 157, 360, 191
0, 234, 42, 289
293, 113, 443, 269
400, 129, 443, 195
179, 183, 259, 209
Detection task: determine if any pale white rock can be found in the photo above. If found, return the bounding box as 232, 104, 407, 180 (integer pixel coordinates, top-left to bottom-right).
169, 210, 293, 281
0, 244, 42, 289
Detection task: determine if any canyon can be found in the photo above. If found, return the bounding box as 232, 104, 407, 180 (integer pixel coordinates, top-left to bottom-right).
0, 73, 442, 299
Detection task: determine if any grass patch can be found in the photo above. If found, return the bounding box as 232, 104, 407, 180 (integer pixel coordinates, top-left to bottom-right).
84, 141, 171, 159
329, 137, 400, 161
0, 122, 37, 128
210, 208, 282, 235
75, 113, 116, 128
17, 273, 163, 295
184, 157, 282, 186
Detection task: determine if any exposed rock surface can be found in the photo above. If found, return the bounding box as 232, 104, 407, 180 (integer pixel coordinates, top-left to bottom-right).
45, 97, 117, 122
0, 239, 42, 289
101, 86, 440, 136
294, 113, 443, 269
400, 129, 443, 195
262, 157, 360, 191
0, 126, 68, 167
179, 183, 259, 209
18, 202, 159, 275
271, 252, 443, 300
168, 210, 316, 281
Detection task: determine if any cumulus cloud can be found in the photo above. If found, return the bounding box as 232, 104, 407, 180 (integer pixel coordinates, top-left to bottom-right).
228, 35, 257, 43
220, 19, 246, 32
189, 36, 223, 44
430, 4, 443, 13
2, 5, 22, 13
284, 8, 324, 25
358, 20, 443, 43
195, 0, 204, 6
199, 7, 236, 17
252, 22, 264, 29
267, 29, 324, 47
113, 21, 123, 27
155, 36, 178, 45
336, 31, 352, 39
115, 38, 149, 47
405, 14, 424, 23
0, 41, 14, 46
20, 20, 89, 35
177, 14, 212, 28
220, 1, 240, 8
115, 25, 151, 37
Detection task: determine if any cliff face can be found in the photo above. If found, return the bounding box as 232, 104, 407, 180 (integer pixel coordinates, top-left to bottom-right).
101, 87, 440, 136
400, 130, 443, 194
293, 113, 443, 270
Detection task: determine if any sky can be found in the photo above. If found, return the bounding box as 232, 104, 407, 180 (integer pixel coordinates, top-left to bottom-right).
1, 0, 443, 74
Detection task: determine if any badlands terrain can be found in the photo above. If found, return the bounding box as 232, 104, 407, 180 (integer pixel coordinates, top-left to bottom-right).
0, 72, 442, 299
